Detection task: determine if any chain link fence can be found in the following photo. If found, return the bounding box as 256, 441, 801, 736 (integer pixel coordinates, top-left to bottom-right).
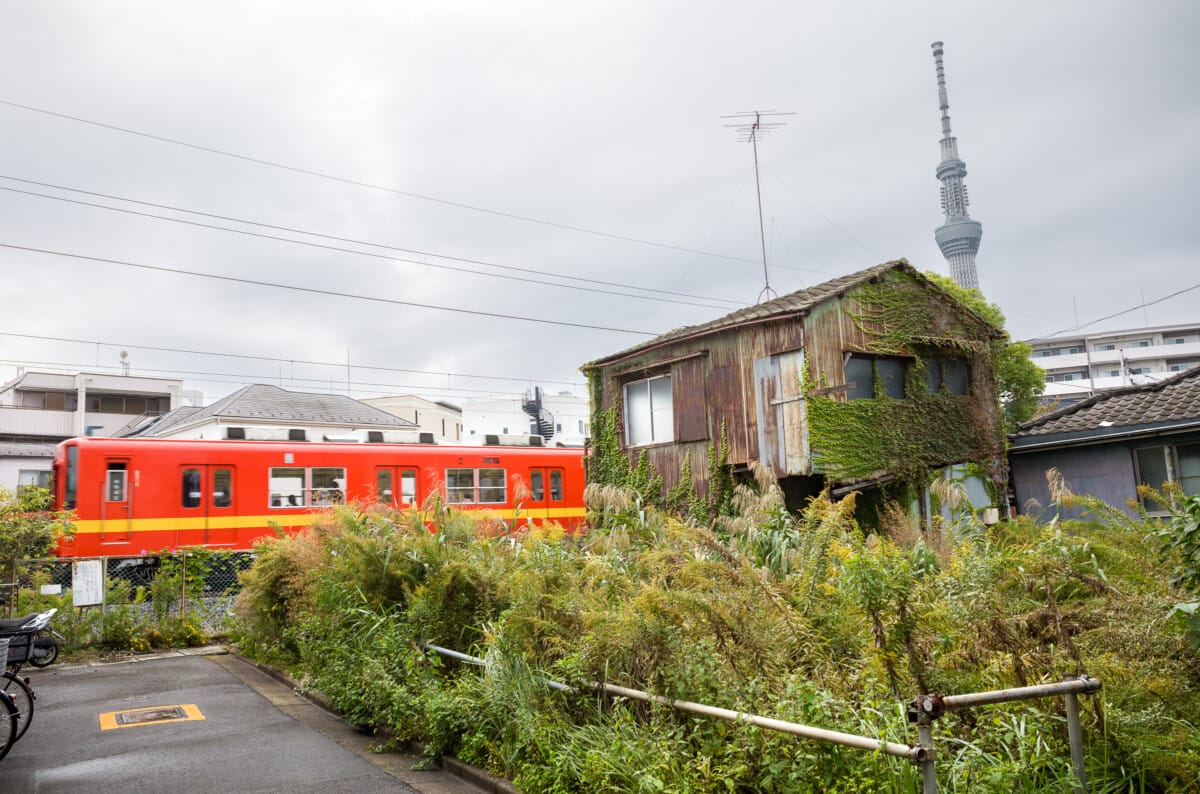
1, 552, 253, 650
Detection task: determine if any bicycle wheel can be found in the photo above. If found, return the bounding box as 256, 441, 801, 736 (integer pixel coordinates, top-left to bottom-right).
0, 690, 18, 762
0, 673, 33, 742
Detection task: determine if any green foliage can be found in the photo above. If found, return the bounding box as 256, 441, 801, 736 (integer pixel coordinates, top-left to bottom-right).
231, 495, 1200, 792
0, 485, 74, 570
923, 271, 1045, 431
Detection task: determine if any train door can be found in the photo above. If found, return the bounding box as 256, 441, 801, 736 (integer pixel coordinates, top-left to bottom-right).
181, 465, 238, 546
526, 467, 565, 525
100, 459, 132, 543
374, 466, 419, 508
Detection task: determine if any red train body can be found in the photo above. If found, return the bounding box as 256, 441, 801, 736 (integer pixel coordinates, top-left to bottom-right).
51, 437, 587, 557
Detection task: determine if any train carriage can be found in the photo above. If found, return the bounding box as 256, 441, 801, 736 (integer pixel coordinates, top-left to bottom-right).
51, 436, 586, 557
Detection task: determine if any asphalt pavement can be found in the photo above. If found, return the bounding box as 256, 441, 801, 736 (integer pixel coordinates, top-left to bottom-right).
2, 649, 491, 793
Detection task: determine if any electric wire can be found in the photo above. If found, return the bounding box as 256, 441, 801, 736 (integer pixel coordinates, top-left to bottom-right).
0, 99, 777, 268
0, 176, 744, 310
1028, 281, 1200, 341
0, 243, 658, 336
0, 330, 584, 387
0, 358, 539, 400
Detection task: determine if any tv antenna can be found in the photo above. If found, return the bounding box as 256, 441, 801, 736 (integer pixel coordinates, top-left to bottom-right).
722, 109, 794, 303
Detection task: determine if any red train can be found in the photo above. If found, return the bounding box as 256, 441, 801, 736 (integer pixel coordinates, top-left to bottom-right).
51, 436, 587, 557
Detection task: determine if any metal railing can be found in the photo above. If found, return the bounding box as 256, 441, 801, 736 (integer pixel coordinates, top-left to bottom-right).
425, 643, 1102, 792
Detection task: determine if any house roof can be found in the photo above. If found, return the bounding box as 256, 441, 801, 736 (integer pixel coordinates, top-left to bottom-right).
582, 259, 997, 369
1010, 366, 1200, 450
125, 384, 418, 437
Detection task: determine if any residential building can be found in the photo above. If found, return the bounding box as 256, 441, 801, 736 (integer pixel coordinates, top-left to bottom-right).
0, 369, 182, 490
1030, 323, 1200, 403
462, 388, 589, 447
1010, 366, 1200, 518
582, 260, 1005, 511
123, 383, 419, 442
360, 395, 463, 443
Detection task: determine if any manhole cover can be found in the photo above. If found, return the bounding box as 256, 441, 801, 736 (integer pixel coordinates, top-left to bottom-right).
116, 707, 188, 725
99, 703, 205, 730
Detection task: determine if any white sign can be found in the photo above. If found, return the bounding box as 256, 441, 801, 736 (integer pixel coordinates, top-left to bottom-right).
72, 560, 105, 607
39, 584, 62, 596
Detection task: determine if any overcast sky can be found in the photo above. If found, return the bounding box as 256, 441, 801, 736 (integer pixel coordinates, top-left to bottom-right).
2, 1, 1197, 407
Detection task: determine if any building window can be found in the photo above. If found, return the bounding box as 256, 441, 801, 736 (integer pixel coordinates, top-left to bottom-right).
845, 354, 908, 400
17, 470, 52, 488
1106, 370, 1121, 378
288, 428, 307, 442
923, 358, 969, 395
1169, 337, 1186, 345
624, 374, 673, 445
1135, 443, 1200, 509
1097, 344, 1115, 351
1137, 340, 1150, 347
1062, 347, 1081, 355
226, 427, 246, 440
1034, 350, 1053, 358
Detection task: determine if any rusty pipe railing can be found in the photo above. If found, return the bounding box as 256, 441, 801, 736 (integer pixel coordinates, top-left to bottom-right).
425, 643, 1100, 791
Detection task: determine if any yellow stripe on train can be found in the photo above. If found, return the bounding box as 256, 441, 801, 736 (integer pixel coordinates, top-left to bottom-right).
70, 506, 587, 535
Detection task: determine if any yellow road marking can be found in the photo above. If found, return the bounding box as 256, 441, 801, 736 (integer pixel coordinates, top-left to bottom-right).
99, 703, 205, 730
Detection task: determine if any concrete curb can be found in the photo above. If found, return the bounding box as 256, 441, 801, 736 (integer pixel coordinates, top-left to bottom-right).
228, 646, 518, 794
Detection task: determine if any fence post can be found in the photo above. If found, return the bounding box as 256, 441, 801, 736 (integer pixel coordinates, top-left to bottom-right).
180, 552, 188, 621
1065, 690, 1087, 793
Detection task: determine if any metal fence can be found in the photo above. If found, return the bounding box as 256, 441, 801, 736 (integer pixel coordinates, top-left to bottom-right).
1, 552, 253, 644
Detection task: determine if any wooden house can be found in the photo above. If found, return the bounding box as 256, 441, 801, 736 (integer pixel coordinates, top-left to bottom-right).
581, 260, 1006, 507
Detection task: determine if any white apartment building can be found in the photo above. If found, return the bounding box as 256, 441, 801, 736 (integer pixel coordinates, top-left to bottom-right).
462, 389, 589, 447
1030, 323, 1200, 402
360, 395, 463, 443
0, 369, 183, 490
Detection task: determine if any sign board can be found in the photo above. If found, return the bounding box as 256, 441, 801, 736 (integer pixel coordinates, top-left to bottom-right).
73, 559, 105, 607
39, 584, 62, 596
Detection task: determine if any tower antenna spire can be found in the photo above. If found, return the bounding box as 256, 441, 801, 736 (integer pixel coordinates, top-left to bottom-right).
722, 109, 794, 303
930, 42, 983, 291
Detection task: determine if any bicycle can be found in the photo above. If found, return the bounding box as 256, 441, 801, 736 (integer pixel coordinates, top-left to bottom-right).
0, 639, 20, 762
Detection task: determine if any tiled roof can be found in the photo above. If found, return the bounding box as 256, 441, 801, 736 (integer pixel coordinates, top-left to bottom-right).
1012, 367, 1200, 442
132, 385, 417, 437
583, 259, 995, 368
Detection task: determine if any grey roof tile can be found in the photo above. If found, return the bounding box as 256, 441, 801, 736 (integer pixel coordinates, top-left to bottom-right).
1013, 367, 1200, 438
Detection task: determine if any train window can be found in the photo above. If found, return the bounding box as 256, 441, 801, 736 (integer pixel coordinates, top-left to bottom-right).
377, 469, 393, 502
310, 467, 345, 505
401, 469, 416, 504
530, 470, 544, 501
65, 445, 78, 510
213, 469, 232, 508
270, 467, 306, 508
446, 469, 475, 503
478, 469, 505, 503
550, 470, 563, 501
106, 464, 127, 502
182, 469, 202, 508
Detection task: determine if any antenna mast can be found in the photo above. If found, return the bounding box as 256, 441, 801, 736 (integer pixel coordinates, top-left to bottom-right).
722, 109, 794, 303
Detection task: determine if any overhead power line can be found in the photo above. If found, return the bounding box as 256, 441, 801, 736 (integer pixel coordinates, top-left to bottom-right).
0, 357, 539, 400
1028, 281, 1200, 341
1, 98, 778, 269
0, 243, 658, 336
0, 330, 585, 387
0, 176, 743, 311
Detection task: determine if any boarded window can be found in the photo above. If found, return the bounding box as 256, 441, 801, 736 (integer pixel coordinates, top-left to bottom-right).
673, 357, 709, 442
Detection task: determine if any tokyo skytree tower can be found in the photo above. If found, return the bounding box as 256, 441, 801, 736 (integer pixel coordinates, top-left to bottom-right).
931, 41, 983, 291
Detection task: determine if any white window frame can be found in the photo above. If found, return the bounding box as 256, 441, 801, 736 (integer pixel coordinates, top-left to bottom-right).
623, 374, 673, 446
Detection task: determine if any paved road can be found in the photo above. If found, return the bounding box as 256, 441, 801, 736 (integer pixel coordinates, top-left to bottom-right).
2, 651, 487, 794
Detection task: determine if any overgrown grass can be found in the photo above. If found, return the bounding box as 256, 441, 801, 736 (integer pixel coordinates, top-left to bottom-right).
231, 480, 1200, 792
